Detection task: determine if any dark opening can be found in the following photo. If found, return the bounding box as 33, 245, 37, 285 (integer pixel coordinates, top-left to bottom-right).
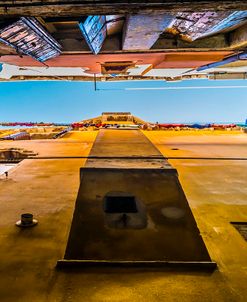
104, 196, 138, 213
231, 222, 247, 241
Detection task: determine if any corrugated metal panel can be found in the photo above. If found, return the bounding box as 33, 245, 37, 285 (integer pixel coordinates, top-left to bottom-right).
79, 16, 107, 54
0, 17, 62, 62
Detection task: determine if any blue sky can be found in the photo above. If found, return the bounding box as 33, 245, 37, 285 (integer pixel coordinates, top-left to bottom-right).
0, 79, 247, 123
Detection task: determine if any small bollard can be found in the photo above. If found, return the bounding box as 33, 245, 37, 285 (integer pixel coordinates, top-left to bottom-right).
16, 213, 38, 228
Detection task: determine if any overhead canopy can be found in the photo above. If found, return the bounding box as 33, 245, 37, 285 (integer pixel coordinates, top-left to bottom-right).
0, 4, 247, 81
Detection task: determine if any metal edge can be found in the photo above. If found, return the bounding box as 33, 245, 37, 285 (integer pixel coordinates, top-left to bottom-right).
56, 259, 217, 271
80, 167, 178, 173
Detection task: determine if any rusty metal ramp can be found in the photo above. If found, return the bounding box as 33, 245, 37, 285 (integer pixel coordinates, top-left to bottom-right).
58, 129, 216, 269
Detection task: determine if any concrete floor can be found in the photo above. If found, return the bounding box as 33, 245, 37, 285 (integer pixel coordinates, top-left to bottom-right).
0, 130, 246, 301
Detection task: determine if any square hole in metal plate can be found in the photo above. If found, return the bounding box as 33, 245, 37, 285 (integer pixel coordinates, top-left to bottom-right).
104, 196, 138, 213
231, 222, 247, 241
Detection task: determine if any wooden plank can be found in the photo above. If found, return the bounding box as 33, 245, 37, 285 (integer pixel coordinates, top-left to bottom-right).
0, 41, 17, 54
0, 1, 247, 17
230, 23, 247, 49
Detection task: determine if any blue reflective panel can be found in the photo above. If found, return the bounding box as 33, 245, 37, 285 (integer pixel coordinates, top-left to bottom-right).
79, 15, 107, 54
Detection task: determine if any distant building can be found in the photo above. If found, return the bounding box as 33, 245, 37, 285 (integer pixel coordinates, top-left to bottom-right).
101, 112, 133, 122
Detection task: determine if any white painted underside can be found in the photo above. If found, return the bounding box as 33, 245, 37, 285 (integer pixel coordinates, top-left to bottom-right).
144, 68, 192, 77
0, 64, 95, 79
1, 63, 247, 80
0, 164, 16, 176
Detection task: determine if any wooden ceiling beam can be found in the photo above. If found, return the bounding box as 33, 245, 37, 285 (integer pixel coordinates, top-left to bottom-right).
0, 1, 247, 17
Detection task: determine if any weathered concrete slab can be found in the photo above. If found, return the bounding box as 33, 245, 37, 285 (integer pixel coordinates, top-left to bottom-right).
63, 168, 212, 264
86, 129, 171, 169
122, 14, 174, 50
61, 129, 214, 267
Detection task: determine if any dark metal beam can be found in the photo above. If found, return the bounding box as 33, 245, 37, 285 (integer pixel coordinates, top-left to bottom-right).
1, 1, 247, 17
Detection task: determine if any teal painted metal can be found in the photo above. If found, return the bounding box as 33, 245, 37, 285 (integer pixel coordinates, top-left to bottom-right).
79, 16, 107, 54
